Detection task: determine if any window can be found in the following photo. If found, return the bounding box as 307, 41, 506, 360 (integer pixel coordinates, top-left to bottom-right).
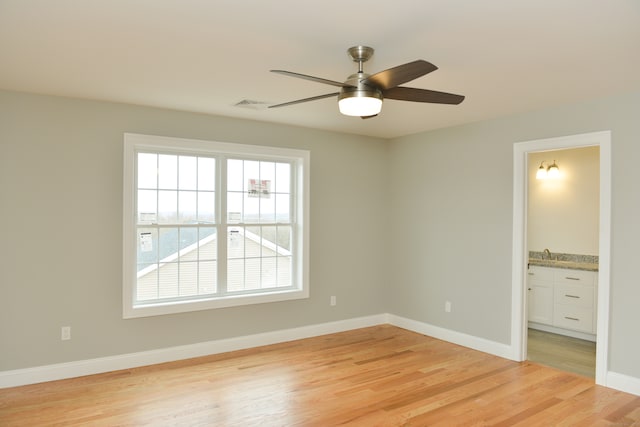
123, 133, 309, 318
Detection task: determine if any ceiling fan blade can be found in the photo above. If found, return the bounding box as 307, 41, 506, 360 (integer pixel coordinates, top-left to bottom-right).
268, 92, 339, 109
362, 60, 438, 90
383, 87, 465, 105
360, 114, 378, 119
271, 70, 353, 88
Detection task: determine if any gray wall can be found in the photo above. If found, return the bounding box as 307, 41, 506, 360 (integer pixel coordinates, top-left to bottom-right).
0, 90, 389, 370
388, 91, 640, 378
2, 89, 640, 382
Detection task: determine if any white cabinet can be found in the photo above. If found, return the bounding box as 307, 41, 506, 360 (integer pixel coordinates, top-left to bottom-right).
527, 265, 597, 336
527, 266, 554, 325
553, 269, 596, 334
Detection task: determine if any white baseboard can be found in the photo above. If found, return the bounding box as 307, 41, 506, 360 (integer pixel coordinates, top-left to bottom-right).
387, 314, 515, 360
0, 314, 386, 389
2, 312, 638, 397
606, 371, 640, 397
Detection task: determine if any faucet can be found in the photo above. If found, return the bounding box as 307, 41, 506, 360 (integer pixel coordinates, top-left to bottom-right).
543, 248, 552, 260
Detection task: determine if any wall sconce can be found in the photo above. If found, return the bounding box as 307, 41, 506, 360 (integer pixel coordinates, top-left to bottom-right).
547, 160, 560, 179
536, 160, 560, 180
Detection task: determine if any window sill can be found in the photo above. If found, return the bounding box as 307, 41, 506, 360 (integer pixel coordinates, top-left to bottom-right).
123, 288, 309, 319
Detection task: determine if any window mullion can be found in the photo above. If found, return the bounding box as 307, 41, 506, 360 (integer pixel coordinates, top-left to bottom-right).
288, 160, 297, 289
217, 155, 228, 294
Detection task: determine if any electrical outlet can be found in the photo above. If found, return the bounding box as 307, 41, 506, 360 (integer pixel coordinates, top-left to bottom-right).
330, 296, 337, 306
445, 301, 452, 313
61, 326, 71, 341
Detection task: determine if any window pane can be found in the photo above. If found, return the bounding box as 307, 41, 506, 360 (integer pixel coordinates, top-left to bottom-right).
136, 264, 158, 301
261, 257, 277, 288
199, 227, 217, 260
245, 226, 261, 258
137, 227, 159, 265
138, 153, 157, 189
228, 227, 244, 259
178, 156, 197, 190
245, 258, 261, 290
198, 191, 215, 223
227, 259, 244, 291
260, 161, 275, 188
260, 194, 276, 223
276, 225, 292, 252
137, 190, 157, 224
158, 190, 177, 223
227, 192, 243, 224
244, 193, 259, 223
179, 262, 198, 296
199, 261, 217, 294
277, 256, 292, 287
275, 194, 290, 223
158, 227, 179, 261
275, 163, 290, 193
260, 226, 276, 254
179, 227, 199, 255
227, 159, 243, 192
178, 191, 197, 223
158, 262, 179, 298
198, 157, 216, 191
158, 155, 177, 189
243, 161, 260, 192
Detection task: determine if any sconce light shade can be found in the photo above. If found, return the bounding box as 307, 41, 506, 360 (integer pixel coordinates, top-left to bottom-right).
338, 88, 383, 117
536, 160, 561, 180
536, 162, 547, 180
547, 160, 560, 179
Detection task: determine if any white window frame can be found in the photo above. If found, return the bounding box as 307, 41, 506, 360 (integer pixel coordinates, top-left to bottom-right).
123, 133, 309, 318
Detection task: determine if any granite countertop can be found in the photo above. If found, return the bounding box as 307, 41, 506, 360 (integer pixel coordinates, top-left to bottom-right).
528, 258, 599, 272
528, 251, 599, 272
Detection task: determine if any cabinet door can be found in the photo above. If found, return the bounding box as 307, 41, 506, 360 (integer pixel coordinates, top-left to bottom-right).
528, 283, 554, 325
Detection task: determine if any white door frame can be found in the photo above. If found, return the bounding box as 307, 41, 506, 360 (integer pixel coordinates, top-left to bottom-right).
510, 130, 611, 385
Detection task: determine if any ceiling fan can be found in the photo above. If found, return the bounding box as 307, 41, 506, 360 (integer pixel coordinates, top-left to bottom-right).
269, 46, 464, 119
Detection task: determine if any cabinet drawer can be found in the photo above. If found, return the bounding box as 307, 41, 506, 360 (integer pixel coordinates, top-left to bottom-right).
554, 269, 596, 285
527, 266, 554, 282
554, 284, 594, 308
553, 305, 594, 333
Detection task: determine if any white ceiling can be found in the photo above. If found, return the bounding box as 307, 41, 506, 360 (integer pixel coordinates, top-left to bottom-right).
1, 0, 639, 139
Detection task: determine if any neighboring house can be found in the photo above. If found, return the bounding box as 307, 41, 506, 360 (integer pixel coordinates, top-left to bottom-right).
137, 227, 291, 301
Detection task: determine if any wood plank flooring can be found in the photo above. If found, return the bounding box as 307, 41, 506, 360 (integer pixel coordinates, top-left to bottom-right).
527, 328, 596, 378
1, 325, 639, 426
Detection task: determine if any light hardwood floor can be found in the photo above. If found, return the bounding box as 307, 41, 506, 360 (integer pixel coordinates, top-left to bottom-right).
527, 328, 596, 378
1, 325, 639, 426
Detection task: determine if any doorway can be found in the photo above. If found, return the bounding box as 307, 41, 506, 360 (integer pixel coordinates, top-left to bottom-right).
526, 146, 599, 377
511, 131, 611, 386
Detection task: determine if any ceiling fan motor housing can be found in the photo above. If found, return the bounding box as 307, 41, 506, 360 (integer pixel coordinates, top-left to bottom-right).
339, 73, 383, 101
338, 72, 383, 116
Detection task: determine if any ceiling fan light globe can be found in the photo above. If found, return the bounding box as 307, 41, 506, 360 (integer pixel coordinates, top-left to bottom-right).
338, 97, 382, 116
338, 89, 383, 117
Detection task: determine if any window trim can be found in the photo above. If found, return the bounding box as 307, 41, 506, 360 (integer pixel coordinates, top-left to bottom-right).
123, 133, 310, 318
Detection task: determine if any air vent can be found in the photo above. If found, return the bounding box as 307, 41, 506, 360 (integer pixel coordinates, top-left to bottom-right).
234, 99, 269, 110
